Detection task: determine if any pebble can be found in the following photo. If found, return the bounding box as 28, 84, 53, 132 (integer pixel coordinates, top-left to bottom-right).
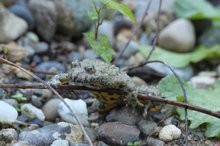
158, 19, 195, 52
12, 141, 30, 146
131, 76, 147, 86
58, 99, 89, 125
0, 4, 28, 43
0, 101, 18, 124
54, 0, 92, 38
51, 139, 69, 146
217, 64, 220, 76
28, 0, 57, 42
106, 107, 142, 125
35, 61, 66, 72
32, 42, 49, 54
159, 125, 181, 142
42, 99, 61, 121
146, 137, 165, 146
97, 122, 140, 145
31, 95, 43, 108
9, 0, 35, 29
84, 49, 97, 60
191, 75, 215, 89
0, 89, 6, 99
138, 120, 157, 136
0, 42, 27, 62
0, 128, 18, 145
21, 103, 45, 121
19, 122, 83, 145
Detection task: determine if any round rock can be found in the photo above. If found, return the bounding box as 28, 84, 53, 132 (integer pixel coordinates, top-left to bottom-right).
159, 125, 181, 142
158, 19, 195, 52
0, 101, 18, 124
0, 4, 28, 43
42, 99, 61, 121
58, 99, 89, 125
21, 103, 45, 121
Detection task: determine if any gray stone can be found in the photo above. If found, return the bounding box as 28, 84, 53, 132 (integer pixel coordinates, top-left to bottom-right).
138, 120, 157, 136
106, 107, 142, 125
117, 40, 139, 58
54, 0, 92, 38
58, 99, 89, 125
9, 0, 35, 29
146, 137, 164, 146
21, 103, 45, 121
33, 42, 49, 53
0, 4, 28, 43
199, 27, 220, 47
217, 64, 220, 76
51, 139, 69, 146
19, 122, 83, 145
0, 101, 18, 124
84, 49, 97, 60
28, 0, 57, 42
42, 99, 61, 121
98, 122, 140, 145
0, 128, 17, 145
31, 95, 43, 108
158, 19, 195, 52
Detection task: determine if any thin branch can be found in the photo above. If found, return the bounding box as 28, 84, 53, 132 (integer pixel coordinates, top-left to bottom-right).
113, 0, 152, 64
1, 83, 220, 119
0, 57, 94, 146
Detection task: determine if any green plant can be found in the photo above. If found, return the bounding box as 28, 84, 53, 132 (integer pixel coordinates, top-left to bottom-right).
84, 0, 135, 62
127, 141, 141, 146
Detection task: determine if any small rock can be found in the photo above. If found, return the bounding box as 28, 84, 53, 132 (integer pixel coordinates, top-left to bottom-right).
21, 103, 45, 121
97, 141, 109, 146
28, 0, 57, 42
146, 137, 164, 146
217, 64, 220, 76
0, 42, 26, 62
19, 122, 83, 145
32, 42, 49, 53
0, 4, 28, 43
158, 19, 195, 52
138, 120, 157, 136
199, 27, 220, 47
191, 76, 215, 89
0, 101, 18, 124
106, 107, 142, 125
98, 20, 114, 46
54, 0, 92, 38
131, 76, 147, 86
31, 95, 43, 108
1, 0, 16, 7
159, 125, 181, 142
98, 122, 140, 145
69, 144, 90, 146
116, 40, 139, 58
42, 99, 61, 121
0, 128, 17, 145
58, 99, 89, 125
35, 61, 66, 72
9, 0, 35, 29
51, 139, 69, 146
14, 68, 32, 80
68, 52, 83, 62
0, 89, 6, 99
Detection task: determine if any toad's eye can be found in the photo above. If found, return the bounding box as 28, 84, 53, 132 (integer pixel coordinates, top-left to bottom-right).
84, 65, 95, 74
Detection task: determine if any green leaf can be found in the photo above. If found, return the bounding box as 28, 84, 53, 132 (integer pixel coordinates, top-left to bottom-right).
158, 75, 220, 137
12, 93, 27, 101
84, 32, 115, 62
88, 11, 98, 21
101, 0, 135, 22
174, 0, 220, 21
139, 45, 220, 68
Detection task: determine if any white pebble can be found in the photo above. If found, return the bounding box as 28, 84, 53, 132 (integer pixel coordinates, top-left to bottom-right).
159, 125, 181, 142
21, 104, 45, 121
0, 101, 18, 123
58, 98, 88, 125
